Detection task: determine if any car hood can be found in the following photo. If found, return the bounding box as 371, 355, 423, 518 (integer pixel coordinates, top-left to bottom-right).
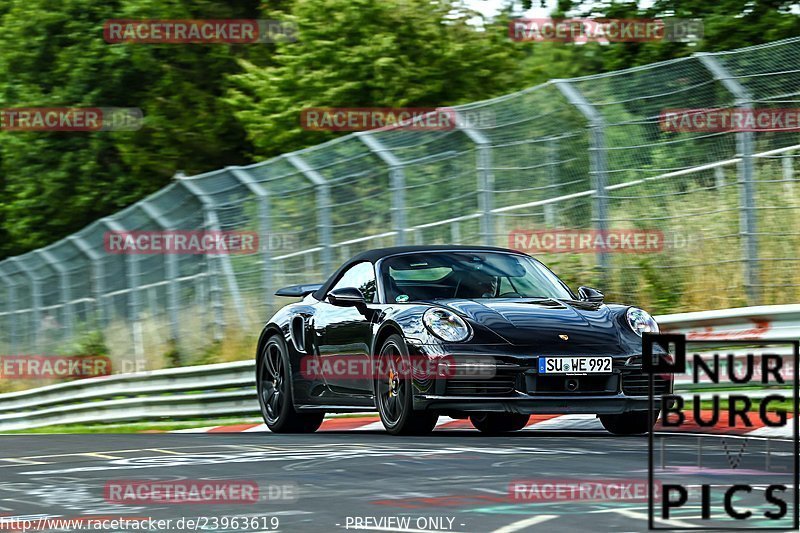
439, 298, 627, 351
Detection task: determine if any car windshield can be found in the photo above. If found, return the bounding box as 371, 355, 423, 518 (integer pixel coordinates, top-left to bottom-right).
380, 251, 574, 303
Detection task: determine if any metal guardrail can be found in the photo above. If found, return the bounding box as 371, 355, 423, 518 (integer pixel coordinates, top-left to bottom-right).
0, 361, 257, 431
658, 304, 800, 341
0, 305, 796, 432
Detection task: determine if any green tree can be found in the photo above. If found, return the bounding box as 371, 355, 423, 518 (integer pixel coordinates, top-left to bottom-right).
504, 0, 800, 82
0, 0, 271, 258
226, 0, 520, 157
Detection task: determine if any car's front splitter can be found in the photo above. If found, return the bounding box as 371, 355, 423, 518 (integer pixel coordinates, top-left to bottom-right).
415, 393, 662, 415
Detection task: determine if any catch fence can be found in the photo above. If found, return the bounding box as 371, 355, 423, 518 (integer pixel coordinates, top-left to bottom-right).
1, 37, 799, 366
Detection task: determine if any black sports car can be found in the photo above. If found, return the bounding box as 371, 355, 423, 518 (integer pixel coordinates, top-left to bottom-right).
255, 245, 671, 435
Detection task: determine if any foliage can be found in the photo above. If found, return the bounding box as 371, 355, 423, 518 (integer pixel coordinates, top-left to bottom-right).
226, 0, 520, 158
0, 0, 797, 279
0, 0, 265, 257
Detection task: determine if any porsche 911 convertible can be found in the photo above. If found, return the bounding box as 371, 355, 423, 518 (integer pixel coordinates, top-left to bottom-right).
255, 245, 672, 435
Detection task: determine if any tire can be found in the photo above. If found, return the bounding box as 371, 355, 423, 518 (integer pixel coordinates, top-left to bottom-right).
257, 334, 324, 433
470, 413, 530, 434
599, 410, 657, 435
375, 334, 438, 435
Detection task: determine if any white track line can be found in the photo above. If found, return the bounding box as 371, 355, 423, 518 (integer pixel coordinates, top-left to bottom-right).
351, 421, 386, 431
606, 508, 696, 529
243, 423, 270, 433
745, 425, 793, 438
490, 514, 558, 532
522, 414, 602, 431
435, 416, 459, 426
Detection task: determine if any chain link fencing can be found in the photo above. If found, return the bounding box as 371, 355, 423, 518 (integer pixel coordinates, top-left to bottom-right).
0, 37, 798, 370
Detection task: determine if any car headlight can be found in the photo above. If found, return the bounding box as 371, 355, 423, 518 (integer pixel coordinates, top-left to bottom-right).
626, 307, 659, 336
423, 308, 470, 342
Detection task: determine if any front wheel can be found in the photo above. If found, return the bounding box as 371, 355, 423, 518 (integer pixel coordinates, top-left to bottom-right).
599, 410, 657, 435
470, 413, 530, 434
257, 335, 324, 433
375, 334, 438, 435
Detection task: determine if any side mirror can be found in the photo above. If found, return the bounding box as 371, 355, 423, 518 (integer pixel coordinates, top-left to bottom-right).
327, 287, 366, 306
578, 286, 604, 303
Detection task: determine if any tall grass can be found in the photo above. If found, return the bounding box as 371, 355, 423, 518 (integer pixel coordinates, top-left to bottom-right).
1, 162, 797, 393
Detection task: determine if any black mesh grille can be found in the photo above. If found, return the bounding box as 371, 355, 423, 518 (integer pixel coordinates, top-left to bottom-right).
622, 371, 668, 396
531, 374, 618, 395
445, 375, 517, 396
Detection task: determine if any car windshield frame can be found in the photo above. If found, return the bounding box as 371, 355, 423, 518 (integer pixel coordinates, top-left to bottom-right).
376, 250, 575, 304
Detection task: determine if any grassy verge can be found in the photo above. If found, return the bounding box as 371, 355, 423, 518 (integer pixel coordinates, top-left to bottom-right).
689, 397, 795, 412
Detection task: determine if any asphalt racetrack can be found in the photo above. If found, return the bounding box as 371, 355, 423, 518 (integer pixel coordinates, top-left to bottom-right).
0, 428, 795, 532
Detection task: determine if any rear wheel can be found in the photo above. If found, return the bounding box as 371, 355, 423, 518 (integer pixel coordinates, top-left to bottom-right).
376, 334, 438, 435
257, 335, 324, 433
599, 410, 657, 435
470, 413, 530, 434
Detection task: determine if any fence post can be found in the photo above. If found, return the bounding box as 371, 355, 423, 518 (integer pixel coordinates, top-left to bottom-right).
696, 53, 759, 305
230, 167, 274, 311
453, 112, 493, 245
715, 166, 726, 189
68, 235, 106, 329
37, 250, 73, 342
8, 258, 41, 351
356, 132, 408, 245
286, 154, 334, 274
451, 221, 461, 244
545, 137, 559, 227
101, 218, 144, 364
177, 177, 247, 336
554, 80, 610, 286
0, 267, 18, 354
138, 203, 181, 345
783, 154, 794, 197
178, 190, 221, 343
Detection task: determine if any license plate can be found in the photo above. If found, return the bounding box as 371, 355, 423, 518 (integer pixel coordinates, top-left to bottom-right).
538, 356, 612, 375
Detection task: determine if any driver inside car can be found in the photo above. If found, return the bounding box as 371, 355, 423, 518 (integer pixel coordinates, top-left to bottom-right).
457, 270, 498, 298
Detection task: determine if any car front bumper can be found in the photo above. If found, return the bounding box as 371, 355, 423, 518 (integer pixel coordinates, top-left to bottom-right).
415, 393, 661, 415
406, 345, 674, 416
